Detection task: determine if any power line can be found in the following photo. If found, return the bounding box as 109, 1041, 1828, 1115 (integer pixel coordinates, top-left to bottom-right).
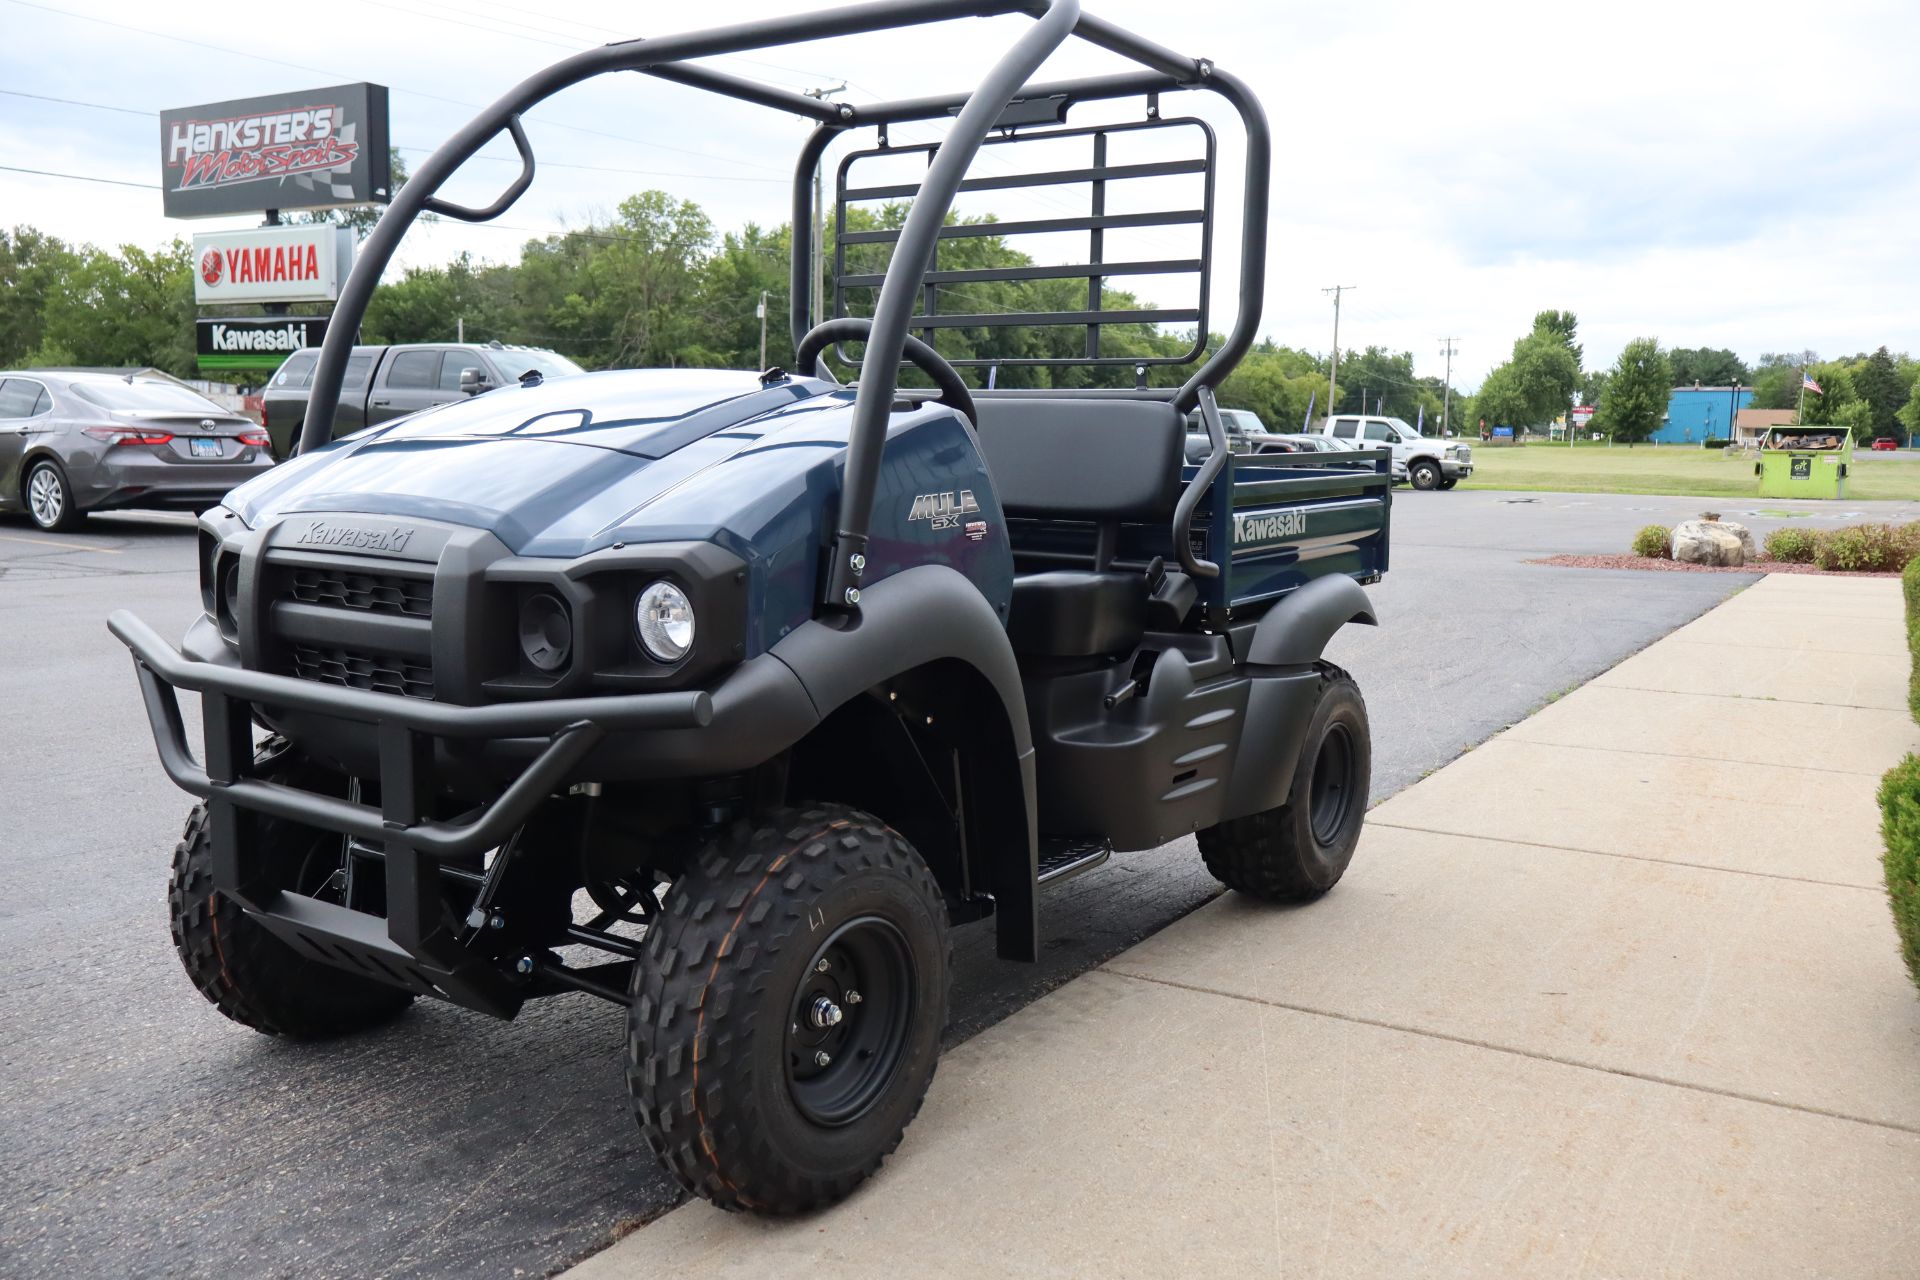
0, 88, 149, 116
0, 163, 157, 190
0, 0, 785, 174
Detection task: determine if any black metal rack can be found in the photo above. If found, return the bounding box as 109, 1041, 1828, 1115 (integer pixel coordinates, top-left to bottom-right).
832, 114, 1215, 368
295, 0, 1273, 614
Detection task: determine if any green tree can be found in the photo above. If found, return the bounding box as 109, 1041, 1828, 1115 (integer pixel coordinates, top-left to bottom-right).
1595, 337, 1671, 443
1855, 345, 1908, 437
38, 240, 197, 376
1897, 379, 1920, 441
1476, 322, 1580, 431
1667, 346, 1750, 387
1749, 350, 1820, 410
0, 227, 78, 367
1532, 309, 1582, 369
1800, 361, 1861, 437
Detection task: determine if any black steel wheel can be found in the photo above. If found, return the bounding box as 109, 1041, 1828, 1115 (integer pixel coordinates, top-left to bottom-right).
170, 737, 415, 1038
627, 804, 948, 1214
1198, 662, 1370, 901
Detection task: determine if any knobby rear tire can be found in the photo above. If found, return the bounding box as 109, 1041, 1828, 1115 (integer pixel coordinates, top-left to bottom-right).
1199, 662, 1370, 901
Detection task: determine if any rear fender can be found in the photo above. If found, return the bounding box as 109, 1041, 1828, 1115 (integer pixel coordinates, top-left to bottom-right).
1243, 574, 1377, 667
768, 564, 1040, 960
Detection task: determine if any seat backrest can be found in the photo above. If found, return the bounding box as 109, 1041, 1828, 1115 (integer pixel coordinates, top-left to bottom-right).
971, 398, 1185, 520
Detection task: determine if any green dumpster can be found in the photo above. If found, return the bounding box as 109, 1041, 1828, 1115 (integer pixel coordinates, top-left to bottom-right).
1757, 425, 1850, 499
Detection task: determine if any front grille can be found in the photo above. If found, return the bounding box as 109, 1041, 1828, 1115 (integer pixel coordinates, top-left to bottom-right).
290, 643, 435, 699
289, 565, 433, 618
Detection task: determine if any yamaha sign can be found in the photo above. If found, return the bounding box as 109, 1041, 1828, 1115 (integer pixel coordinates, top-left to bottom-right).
191, 224, 353, 305
196, 316, 328, 372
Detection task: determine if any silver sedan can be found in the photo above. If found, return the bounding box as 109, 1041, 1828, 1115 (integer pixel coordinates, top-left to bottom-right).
0, 371, 276, 532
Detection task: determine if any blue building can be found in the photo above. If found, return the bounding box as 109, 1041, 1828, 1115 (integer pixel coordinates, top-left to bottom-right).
1653, 385, 1753, 443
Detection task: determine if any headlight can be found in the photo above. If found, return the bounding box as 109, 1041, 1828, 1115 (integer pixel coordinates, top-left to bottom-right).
635, 580, 695, 662
518, 593, 573, 672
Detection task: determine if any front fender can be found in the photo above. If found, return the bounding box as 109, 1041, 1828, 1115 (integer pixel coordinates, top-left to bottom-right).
767, 564, 1040, 959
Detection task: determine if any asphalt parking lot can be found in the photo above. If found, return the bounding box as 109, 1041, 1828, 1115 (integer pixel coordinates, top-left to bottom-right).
0, 490, 1883, 1279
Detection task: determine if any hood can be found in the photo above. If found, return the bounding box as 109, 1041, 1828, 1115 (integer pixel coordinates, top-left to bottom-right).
223, 368, 849, 552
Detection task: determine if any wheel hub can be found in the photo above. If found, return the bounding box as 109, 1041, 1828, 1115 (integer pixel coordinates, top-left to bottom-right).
785, 916, 915, 1127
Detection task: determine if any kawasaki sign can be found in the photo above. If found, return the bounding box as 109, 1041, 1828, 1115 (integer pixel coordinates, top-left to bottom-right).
196, 317, 328, 371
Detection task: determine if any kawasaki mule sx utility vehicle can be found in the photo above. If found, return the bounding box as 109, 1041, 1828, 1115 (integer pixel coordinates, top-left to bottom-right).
112, 0, 1391, 1213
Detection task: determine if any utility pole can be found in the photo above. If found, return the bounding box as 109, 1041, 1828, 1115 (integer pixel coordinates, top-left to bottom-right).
1438, 337, 1458, 437
1322, 285, 1356, 417
802, 84, 847, 337
757, 290, 769, 370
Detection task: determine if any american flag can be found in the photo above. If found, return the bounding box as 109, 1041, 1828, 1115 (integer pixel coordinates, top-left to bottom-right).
1803, 373, 1823, 394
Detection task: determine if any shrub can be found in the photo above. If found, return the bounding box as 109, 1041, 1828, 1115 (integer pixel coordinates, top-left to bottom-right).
1812, 523, 1920, 573
1630, 525, 1670, 558
1764, 526, 1819, 563
1880, 755, 1920, 992
1906, 554, 1920, 723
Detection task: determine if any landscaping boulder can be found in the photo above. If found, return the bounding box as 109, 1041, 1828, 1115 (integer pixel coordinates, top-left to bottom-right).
1672, 518, 1748, 567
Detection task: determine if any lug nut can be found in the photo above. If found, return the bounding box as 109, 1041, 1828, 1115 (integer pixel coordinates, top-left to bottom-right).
814, 1050, 832, 1067
466, 908, 487, 930
816, 958, 831, 973
844, 989, 862, 1004
489, 913, 506, 930
515, 955, 534, 975
810, 996, 844, 1028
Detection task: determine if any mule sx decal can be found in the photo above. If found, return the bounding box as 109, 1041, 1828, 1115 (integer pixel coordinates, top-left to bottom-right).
908, 489, 980, 531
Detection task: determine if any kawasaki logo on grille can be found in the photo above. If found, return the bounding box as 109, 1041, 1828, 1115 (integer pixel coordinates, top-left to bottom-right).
1233, 507, 1309, 549
293, 520, 416, 554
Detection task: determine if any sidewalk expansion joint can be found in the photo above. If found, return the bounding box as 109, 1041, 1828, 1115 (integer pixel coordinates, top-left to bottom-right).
1592, 682, 1910, 714
1487, 736, 1898, 778
1662, 636, 1906, 658
1362, 820, 1883, 893
1095, 967, 1920, 1138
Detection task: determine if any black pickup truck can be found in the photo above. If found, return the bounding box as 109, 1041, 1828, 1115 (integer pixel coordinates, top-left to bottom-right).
261, 341, 583, 458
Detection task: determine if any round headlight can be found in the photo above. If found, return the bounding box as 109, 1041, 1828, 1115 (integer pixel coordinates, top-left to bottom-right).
517, 593, 573, 672
636, 580, 695, 662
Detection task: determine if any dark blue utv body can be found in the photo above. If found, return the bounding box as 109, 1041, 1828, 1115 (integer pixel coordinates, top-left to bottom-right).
108, 0, 1397, 1219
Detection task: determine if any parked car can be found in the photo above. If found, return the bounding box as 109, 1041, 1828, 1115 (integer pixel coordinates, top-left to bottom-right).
1184, 406, 1295, 460
1873, 437, 1899, 451
0, 371, 273, 532
262, 341, 585, 458
1316, 414, 1472, 489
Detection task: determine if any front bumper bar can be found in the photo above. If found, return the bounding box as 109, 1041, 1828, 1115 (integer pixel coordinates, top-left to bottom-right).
111, 610, 711, 859
110, 609, 714, 1016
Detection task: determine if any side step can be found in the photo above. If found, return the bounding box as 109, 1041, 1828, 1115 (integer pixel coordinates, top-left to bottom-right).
1037, 838, 1112, 887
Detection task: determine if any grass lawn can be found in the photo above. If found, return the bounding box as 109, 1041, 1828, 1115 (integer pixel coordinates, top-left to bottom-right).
1458, 441, 1920, 501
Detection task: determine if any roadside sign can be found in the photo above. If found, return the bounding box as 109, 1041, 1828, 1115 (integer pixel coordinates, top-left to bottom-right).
196, 316, 328, 371
160, 84, 390, 219
1493, 426, 1514, 439
191, 224, 353, 305
1571, 405, 1595, 425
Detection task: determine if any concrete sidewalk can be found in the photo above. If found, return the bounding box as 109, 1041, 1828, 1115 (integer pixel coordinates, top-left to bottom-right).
570, 574, 1920, 1279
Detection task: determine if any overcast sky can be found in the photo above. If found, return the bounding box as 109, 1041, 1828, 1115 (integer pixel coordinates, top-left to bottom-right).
3, 0, 1915, 390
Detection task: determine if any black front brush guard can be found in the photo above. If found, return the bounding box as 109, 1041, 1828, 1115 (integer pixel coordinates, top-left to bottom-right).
110, 610, 712, 1016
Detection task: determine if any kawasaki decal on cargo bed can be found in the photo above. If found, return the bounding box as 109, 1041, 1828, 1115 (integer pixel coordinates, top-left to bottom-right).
1233, 506, 1308, 551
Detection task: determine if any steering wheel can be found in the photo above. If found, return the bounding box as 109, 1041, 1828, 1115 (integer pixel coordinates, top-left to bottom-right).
793, 317, 977, 427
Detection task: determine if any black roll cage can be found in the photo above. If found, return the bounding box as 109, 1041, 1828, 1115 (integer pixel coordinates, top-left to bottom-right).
296, 0, 1272, 610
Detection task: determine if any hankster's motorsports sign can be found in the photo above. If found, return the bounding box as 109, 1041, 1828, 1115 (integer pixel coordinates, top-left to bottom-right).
160, 84, 390, 219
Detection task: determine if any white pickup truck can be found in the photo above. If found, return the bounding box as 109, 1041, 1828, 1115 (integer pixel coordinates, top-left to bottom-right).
1316, 414, 1472, 490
